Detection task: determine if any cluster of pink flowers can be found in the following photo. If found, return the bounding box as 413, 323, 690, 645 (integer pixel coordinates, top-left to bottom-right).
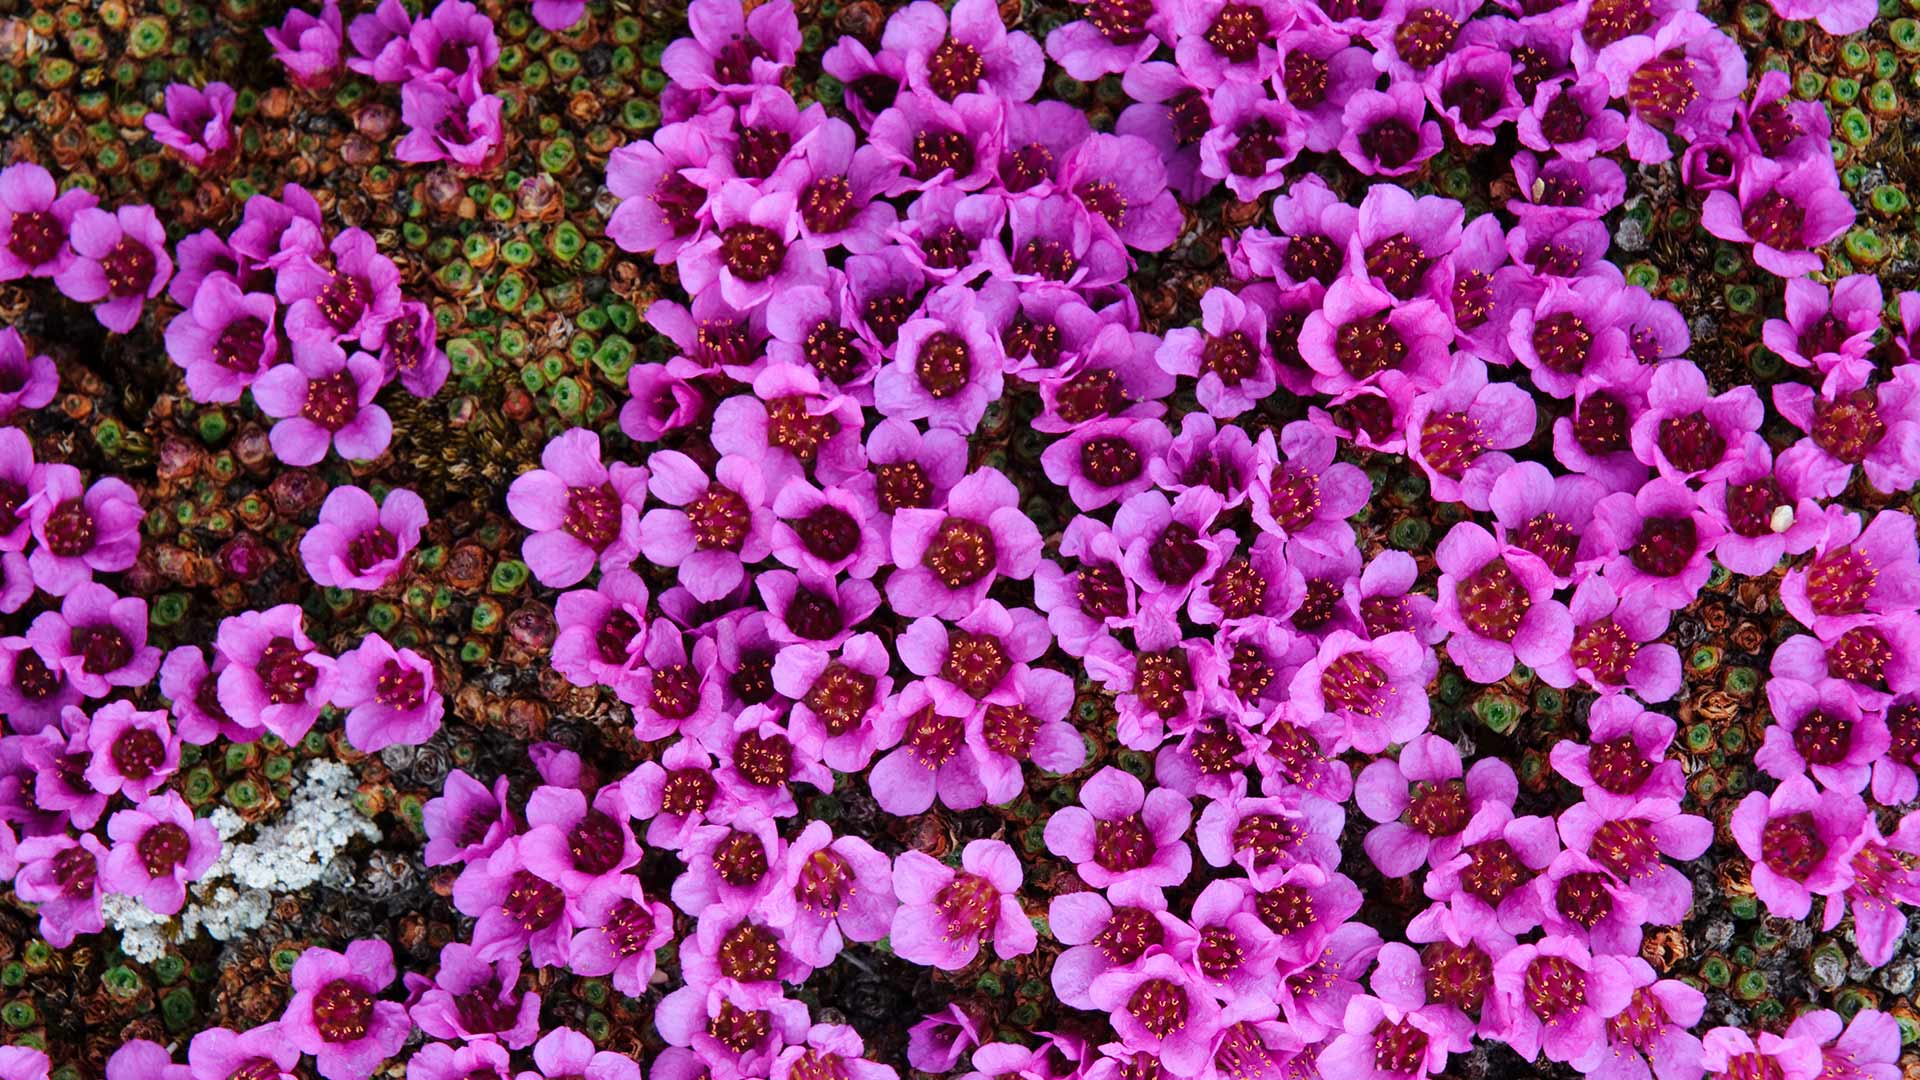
0, 0, 1914, 1079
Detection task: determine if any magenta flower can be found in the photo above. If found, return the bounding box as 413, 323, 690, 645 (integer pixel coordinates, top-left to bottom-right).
332, 633, 442, 752
1760, 0, 1874, 35
1339, 83, 1444, 177
1195, 791, 1344, 887
1701, 153, 1854, 277
0, 327, 56, 420
891, 838, 1034, 970
1423, 807, 1558, 933
887, 466, 1041, 619
1628, 360, 1765, 484
395, 74, 505, 172
519, 1028, 643, 1080
1489, 938, 1635, 1069
0, 161, 97, 281
759, 821, 895, 968
25, 583, 162, 698
1044, 0, 1168, 80
404, 941, 541, 1047
967, 663, 1084, 804
300, 484, 426, 591
1044, 766, 1192, 889
1355, 733, 1517, 878
0, 634, 82, 736
163, 274, 280, 403
378, 300, 447, 398
605, 118, 717, 263
1786, 1010, 1901, 1080
1730, 775, 1870, 919
567, 875, 674, 996
1486, 461, 1608, 587
1781, 508, 1920, 638
639, 449, 772, 602
187, 1024, 300, 1080
101, 791, 219, 915
452, 837, 582, 967
1517, 74, 1626, 161
1198, 83, 1307, 202
1300, 277, 1455, 400
422, 767, 515, 867
1089, 954, 1223, 1076
507, 428, 649, 588
551, 569, 650, 699
661, 0, 800, 94
1763, 275, 1882, 394
267, 1, 345, 90
53, 205, 172, 333
1549, 696, 1685, 813
1698, 1030, 1823, 1080
26, 464, 141, 595
145, 81, 239, 169
407, 1041, 509, 1080
1434, 521, 1572, 683
1249, 420, 1370, 556
679, 180, 828, 310
884, 0, 1043, 103
214, 604, 337, 743
283, 941, 411, 1080
277, 228, 403, 348
14, 832, 108, 946
1756, 676, 1889, 793
1776, 371, 1920, 500
1405, 359, 1536, 508
1288, 629, 1432, 755
1592, 477, 1724, 612
252, 340, 393, 466
1318, 986, 1467, 1080
83, 700, 179, 800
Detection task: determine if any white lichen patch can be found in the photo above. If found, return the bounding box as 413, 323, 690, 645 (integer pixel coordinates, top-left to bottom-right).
105, 759, 382, 958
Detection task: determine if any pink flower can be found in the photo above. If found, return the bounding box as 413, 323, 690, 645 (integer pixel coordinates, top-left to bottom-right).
891, 839, 1035, 970
100, 791, 219, 915
281, 940, 411, 1080
332, 633, 443, 752
300, 484, 426, 590
507, 428, 649, 589
54, 205, 173, 332
1355, 733, 1517, 878
1044, 766, 1192, 889
251, 339, 393, 466
1489, 938, 1636, 1069
1730, 775, 1870, 919
1434, 521, 1572, 682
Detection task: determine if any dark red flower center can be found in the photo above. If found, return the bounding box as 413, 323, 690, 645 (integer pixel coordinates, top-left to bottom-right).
1202, 329, 1260, 385
1394, 7, 1460, 70
766, 396, 840, 466
1231, 812, 1302, 866
502, 869, 565, 931
904, 702, 966, 769
804, 319, 863, 383
718, 921, 782, 981
708, 1001, 771, 1054
212, 316, 269, 373
1095, 906, 1164, 963
1407, 779, 1470, 837
137, 821, 191, 878
564, 484, 622, 550
943, 631, 1010, 698
1574, 391, 1630, 454
1126, 978, 1190, 1039
927, 37, 985, 100
1457, 557, 1531, 642
605, 897, 658, 956
1540, 93, 1591, 143
1588, 735, 1653, 793
1628, 516, 1698, 578
1459, 838, 1531, 904
1081, 436, 1144, 489
935, 870, 1000, 937
1088, 0, 1153, 44
1555, 870, 1614, 928
44, 499, 97, 558
257, 636, 318, 706
348, 526, 400, 573
316, 270, 369, 331
1524, 956, 1587, 1021
1591, 818, 1659, 878
74, 624, 132, 675
795, 505, 862, 565
1292, 577, 1343, 633
1150, 522, 1208, 587
912, 129, 975, 181
733, 124, 791, 181
312, 979, 375, 1043
1359, 120, 1420, 170
1626, 51, 1698, 125
302, 371, 359, 432
652, 172, 703, 238
732, 730, 794, 787
660, 768, 716, 816
1372, 1018, 1430, 1074
1828, 626, 1891, 689
569, 810, 626, 875
1095, 813, 1156, 872
689, 484, 752, 551
720, 225, 786, 282
1336, 315, 1408, 379
805, 663, 875, 735
1424, 941, 1491, 1014
1003, 144, 1055, 193
649, 663, 699, 719
796, 848, 854, 914
1534, 313, 1592, 374
1656, 411, 1726, 474
1584, 0, 1652, 46
1607, 987, 1669, 1052
1761, 812, 1828, 880
112, 727, 166, 780
1420, 412, 1485, 479
1205, 4, 1268, 63
1211, 557, 1268, 621
1282, 53, 1329, 108
1743, 191, 1805, 252
102, 237, 157, 297
375, 659, 427, 714
982, 703, 1039, 759
1725, 477, 1783, 538
714, 828, 768, 887
1134, 648, 1194, 716
1515, 513, 1576, 577
1806, 548, 1875, 616
924, 516, 998, 588
875, 461, 933, 513
1254, 885, 1314, 935
1077, 561, 1130, 618
1812, 389, 1886, 465
916, 331, 973, 398
7, 210, 62, 265
1792, 709, 1855, 767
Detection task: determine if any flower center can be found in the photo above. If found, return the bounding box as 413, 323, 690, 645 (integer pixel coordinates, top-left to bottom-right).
733, 124, 791, 181
796, 175, 855, 232
1607, 987, 1668, 1051
795, 507, 861, 566
1227, 119, 1285, 178
689, 484, 752, 551
1890, 703, 1920, 766
1094, 814, 1156, 872
312, 979, 375, 1043
563, 485, 622, 550
806, 663, 876, 736
1534, 313, 1592, 374
569, 810, 626, 875
375, 660, 427, 714
1459, 838, 1531, 904
649, 663, 698, 719
1150, 522, 1208, 587
797, 848, 854, 914
1555, 870, 1614, 928
791, 1051, 849, 1080
7, 210, 62, 265
652, 172, 703, 238
1264, 467, 1321, 533
804, 320, 862, 383
1292, 578, 1343, 633
1523, 956, 1587, 1021
1725, 477, 1783, 537
1806, 548, 1876, 616
1420, 412, 1485, 479
1282, 53, 1329, 107
927, 37, 985, 100
1364, 235, 1429, 301
1424, 941, 1491, 1014
302, 371, 359, 432
257, 636, 318, 706
1590, 818, 1659, 878
229, 1060, 283, 1080
943, 631, 1010, 698
695, 318, 752, 368
13, 652, 64, 701
1004, 144, 1055, 193
1077, 562, 1129, 618
1231, 812, 1303, 867
1253, 885, 1313, 935
1457, 557, 1531, 642
603, 898, 658, 957
1205, 4, 1268, 62
915, 331, 973, 398
102, 238, 157, 297
1210, 558, 1267, 621
74, 624, 132, 675
502, 870, 565, 931
707, 1001, 771, 1054
1088, 0, 1153, 43
1359, 120, 1420, 170
112, 728, 166, 780
1812, 389, 1886, 465
1080, 436, 1144, 489
1202, 330, 1259, 385
923, 516, 997, 588
1441, 71, 1503, 129
718, 921, 782, 981
316, 270, 369, 331
1792, 709, 1855, 767
1134, 648, 1194, 716
1076, 179, 1128, 229
1232, 644, 1277, 708
921, 225, 972, 271
1363, 594, 1413, 636
1452, 270, 1493, 330
1095, 906, 1164, 963
875, 461, 933, 513
731, 730, 794, 788
767, 396, 840, 466
1626, 51, 1697, 125
1168, 91, 1212, 145
1588, 735, 1653, 793
911, 129, 975, 181
348, 526, 400, 573
1656, 411, 1726, 474
1515, 513, 1576, 577
138, 821, 191, 877
1014, 238, 1077, 281
1407, 779, 1470, 837
720, 225, 786, 282
981, 703, 1039, 759
53, 846, 97, 898
714, 829, 768, 887
45, 499, 97, 558
1574, 391, 1630, 454
1195, 926, 1248, 981
660, 768, 716, 816
1372, 1018, 1430, 1075
1336, 315, 1408, 379
935, 871, 1000, 937
212, 316, 269, 373
1828, 626, 1891, 689
1761, 812, 1828, 881
1126, 978, 1190, 1039
1743, 191, 1805, 252
1394, 7, 1460, 69
1540, 93, 1591, 143
1584, 0, 1652, 46
1628, 516, 1697, 578
904, 703, 966, 769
